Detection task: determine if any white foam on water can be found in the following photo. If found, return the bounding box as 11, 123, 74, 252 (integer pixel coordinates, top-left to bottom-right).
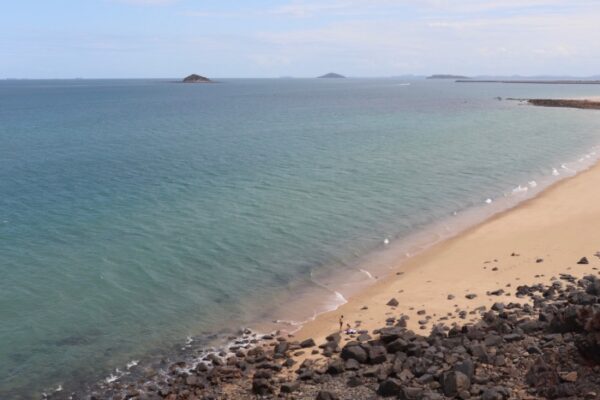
126, 360, 139, 369
485, 198, 493, 204
528, 181, 538, 188
512, 185, 528, 194
552, 168, 560, 176
334, 291, 347, 305
274, 319, 303, 326
360, 269, 375, 280
383, 237, 390, 245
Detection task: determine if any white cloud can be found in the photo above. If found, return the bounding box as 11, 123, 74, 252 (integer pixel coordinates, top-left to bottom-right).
251, 4, 600, 76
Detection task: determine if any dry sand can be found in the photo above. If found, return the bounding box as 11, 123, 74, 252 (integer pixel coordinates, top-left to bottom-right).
291, 157, 600, 356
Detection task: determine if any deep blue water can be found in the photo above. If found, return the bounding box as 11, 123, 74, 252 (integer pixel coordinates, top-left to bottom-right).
1, 78, 600, 398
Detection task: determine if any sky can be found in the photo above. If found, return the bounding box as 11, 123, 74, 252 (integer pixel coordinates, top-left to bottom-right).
1, 0, 600, 78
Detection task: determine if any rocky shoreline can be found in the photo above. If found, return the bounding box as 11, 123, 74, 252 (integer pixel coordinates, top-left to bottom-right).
59, 258, 600, 400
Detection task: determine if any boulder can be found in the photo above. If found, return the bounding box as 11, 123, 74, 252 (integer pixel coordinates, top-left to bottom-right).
341, 343, 368, 363
326, 359, 345, 375
280, 381, 299, 393
251, 378, 272, 395
368, 345, 388, 364
377, 378, 403, 397
346, 375, 362, 387
315, 390, 339, 400
442, 370, 471, 397
387, 298, 399, 307
300, 338, 316, 348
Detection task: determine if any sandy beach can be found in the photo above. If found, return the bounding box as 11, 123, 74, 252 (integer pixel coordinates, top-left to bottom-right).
294, 155, 600, 351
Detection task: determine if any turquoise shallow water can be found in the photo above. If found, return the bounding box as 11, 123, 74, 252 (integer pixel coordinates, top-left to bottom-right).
1, 78, 600, 398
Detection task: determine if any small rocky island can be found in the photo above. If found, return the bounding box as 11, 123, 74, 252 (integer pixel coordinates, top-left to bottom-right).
318, 72, 346, 79
182, 74, 211, 83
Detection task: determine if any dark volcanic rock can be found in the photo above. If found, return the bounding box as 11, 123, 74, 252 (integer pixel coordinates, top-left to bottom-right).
377, 377, 403, 397
251, 378, 272, 395
346, 375, 362, 387
367, 345, 388, 364
80, 266, 600, 400
341, 343, 368, 363
300, 338, 316, 348
280, 381, 299, 393
386, 298, 399, 307
315, 390, 340, 400
379, 327, 405, 343
525, 356, 560, 390
442, 370, 471, 397
326, 359, 345, 375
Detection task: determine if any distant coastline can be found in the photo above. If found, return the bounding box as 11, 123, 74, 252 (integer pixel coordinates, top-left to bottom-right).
457, 79, 600, 84
527, 98, 600, 110
427, 74, 470, 79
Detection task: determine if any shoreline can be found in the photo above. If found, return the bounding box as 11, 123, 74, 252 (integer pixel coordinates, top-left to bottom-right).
258, 143, 600, 339
291, 146, 600, 345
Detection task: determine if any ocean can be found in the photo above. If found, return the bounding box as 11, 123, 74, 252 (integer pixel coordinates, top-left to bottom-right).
1, 78, 600, 398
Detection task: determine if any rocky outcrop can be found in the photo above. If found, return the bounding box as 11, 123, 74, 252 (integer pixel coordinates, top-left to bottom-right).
182, 74, 211, 83
74, 266, 600, 400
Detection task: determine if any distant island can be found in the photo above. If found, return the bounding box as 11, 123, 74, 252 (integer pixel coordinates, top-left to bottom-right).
427, 74, 470, 79
318, 72, 346, 79
182, 74, 211, 83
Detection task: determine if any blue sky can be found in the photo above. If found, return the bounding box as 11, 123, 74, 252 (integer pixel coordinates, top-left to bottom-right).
2, 0, 600, 78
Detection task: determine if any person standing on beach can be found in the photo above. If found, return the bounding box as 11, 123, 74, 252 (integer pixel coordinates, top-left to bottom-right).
339, 315, 344, 331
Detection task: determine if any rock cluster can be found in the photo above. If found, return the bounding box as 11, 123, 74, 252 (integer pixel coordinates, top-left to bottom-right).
74, 273, 600, 399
